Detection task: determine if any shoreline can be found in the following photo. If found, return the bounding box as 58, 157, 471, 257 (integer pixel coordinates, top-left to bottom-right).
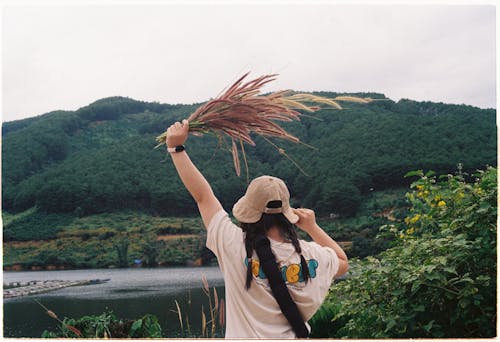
3, 263, 217, 272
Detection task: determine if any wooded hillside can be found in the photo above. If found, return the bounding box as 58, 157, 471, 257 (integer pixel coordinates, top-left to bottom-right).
3, 94, 495, 223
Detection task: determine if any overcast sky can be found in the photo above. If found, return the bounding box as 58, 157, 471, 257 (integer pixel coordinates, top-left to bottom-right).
2, 3, 496, 122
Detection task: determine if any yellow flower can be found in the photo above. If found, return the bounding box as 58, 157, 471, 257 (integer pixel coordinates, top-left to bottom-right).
416, 185, 424, 191
434, 195, 441, 201
438, 200, 446, 207
399, 233, 405, 239
404, 217, 410, 224
458, 192, 465, 199
409, 214, 421, 224
417, 191, 424, 197
424, 190, 429, 196
407, 227, 414, 235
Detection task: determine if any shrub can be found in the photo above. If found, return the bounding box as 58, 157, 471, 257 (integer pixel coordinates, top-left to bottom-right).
312, 166, 496, 338
41, 311, 162, 338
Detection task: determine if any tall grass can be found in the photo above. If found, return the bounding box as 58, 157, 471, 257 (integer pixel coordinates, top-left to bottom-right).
172, 274, 225, 338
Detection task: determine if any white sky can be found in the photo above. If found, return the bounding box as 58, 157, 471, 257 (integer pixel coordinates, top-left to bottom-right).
1, 2, 497, 122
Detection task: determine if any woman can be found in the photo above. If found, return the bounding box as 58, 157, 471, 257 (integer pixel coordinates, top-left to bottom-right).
166, 120, 348, 338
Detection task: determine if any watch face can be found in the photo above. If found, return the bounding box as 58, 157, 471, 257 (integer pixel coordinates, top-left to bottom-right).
175, 145, 185, 152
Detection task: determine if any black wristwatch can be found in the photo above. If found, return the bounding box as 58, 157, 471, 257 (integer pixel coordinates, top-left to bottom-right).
167, 145, 186, 153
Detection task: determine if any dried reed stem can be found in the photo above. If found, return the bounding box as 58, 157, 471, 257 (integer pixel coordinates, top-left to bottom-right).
34, 299, 82, 337
174, 300, 183, 331
156, 72, 373, 176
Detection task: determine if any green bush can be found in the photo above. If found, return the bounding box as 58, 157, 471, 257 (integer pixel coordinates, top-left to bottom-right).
312, 166, 496, 338
41, 311, 162, 338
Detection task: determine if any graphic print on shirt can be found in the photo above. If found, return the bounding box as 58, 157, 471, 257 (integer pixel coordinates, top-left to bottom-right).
244, 258, 319, 285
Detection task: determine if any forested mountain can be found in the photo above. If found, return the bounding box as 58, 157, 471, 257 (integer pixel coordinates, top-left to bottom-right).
3, 94, 496, 221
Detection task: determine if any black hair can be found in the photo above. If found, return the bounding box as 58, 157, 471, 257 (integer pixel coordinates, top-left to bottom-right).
240, 200, 311, 289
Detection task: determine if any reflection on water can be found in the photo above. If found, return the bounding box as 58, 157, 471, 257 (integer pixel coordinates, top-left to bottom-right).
3, 267, 225, 338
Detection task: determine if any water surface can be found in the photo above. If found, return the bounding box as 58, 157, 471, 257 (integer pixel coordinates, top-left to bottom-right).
3, 267, 224, 338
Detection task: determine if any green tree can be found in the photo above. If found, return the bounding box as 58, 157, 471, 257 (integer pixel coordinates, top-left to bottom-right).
141, 234, 160, 267
113, 234, 130, 268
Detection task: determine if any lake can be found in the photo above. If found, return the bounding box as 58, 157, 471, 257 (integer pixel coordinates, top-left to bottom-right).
3, 267, 225, 338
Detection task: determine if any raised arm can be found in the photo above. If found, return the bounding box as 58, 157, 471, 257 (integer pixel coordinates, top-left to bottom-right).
292, 208, 349, 277
166, 120, 223, 228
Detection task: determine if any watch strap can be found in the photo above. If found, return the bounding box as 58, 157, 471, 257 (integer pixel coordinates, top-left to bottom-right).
167, 145, 186, 153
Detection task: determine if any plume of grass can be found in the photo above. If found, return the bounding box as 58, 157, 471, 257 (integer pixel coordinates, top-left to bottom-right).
155, 72, 373, 177
214, 288, 219, 312
201, 305, 207, 337
34, 299, 82, 338
201, 274, 209, 294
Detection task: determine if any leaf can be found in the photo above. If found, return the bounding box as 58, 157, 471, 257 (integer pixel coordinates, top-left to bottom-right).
411, 281, 421, 294
385, 318, 396, 332
391, 288, 404, 296
130, 319, 143, 337
201, 274, 209, 293
425, 170, 436, 177
423, 320, 435, 332
423, 265, 436, 273
201, 306, 207, 337
424, 272, 444, 282
405, 170, 423, 178
459, 298, 471, 309
443, 266, 457, 275
465, 221, 476, 228
477, 203, 491, 213
214, 288, 219, 313
142, 315, 162, 338
413, 304, 425, 312
174, 300, 183, 331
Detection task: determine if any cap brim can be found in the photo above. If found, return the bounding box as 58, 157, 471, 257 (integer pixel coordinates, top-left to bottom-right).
233, 196, 299, 225
283, 208, 299, 224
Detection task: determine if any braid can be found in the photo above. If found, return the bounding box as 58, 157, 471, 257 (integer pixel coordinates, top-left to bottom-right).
284, 224, 311, 284
242, 222, 266, 289
244, 231, 254, 289
241, 227, 257, 290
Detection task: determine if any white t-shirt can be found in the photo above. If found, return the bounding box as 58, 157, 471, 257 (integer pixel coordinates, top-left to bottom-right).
206, 210, 339, 339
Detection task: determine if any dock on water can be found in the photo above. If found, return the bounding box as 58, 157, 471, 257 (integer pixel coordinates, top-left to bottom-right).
3, 279, 110, 299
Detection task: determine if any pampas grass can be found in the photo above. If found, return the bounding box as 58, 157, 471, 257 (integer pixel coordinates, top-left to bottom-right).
156, 72, 374, 176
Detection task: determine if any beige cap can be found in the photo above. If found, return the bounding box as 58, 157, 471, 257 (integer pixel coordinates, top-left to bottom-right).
232, 175, 299, 224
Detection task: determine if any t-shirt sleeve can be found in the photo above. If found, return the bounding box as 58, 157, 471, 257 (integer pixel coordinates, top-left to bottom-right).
304, 241, 340, 284
319, 245, 340, 283
206, 210, 244, 273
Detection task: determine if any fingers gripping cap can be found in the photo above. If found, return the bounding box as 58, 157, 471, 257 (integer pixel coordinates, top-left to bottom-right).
232, 176, 298, 224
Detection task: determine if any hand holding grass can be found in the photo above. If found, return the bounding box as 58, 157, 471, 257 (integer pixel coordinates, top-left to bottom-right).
166, 119, 190, 148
